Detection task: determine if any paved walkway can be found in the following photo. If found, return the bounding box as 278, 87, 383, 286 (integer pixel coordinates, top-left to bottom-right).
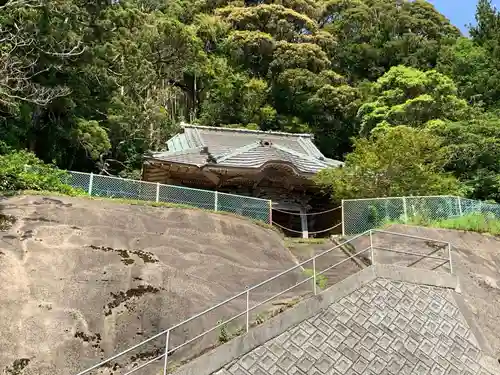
214, 279, 494, 375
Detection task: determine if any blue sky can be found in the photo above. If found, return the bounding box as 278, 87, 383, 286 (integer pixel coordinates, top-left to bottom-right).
428, 0, 500, 34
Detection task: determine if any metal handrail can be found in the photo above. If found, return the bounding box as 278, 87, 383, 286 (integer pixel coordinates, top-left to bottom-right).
316, 246, 372, 277
373, 247, 450, 262
75, 229, 453, 375
371, 229, 451, 245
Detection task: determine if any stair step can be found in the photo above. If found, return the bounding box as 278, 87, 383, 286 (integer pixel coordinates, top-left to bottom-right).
285, 240, 365, 289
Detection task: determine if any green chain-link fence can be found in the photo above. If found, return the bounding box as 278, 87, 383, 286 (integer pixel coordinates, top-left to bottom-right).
342, 195, 500, 235
66, 171, 271, 223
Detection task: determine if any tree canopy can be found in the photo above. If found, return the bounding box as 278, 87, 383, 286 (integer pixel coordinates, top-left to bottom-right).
315, 126, 463, 199
357, 65, 470, 135
1, 0, 499, 202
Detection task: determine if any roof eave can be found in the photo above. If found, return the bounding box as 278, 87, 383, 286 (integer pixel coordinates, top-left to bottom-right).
145, 153, 207, 168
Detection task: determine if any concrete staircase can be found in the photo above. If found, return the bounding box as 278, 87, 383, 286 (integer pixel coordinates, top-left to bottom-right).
174, 265, 500, 375
285, 238, 368, 288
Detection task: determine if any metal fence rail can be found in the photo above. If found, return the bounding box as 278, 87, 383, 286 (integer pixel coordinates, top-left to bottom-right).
371, 229, 453, 274
65, 171, 272, 224
342, 195, 500, 235
75, 229, 452, 375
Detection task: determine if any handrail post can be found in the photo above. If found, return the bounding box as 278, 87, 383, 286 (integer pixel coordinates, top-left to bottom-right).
163, 330, 170, 375
245, 288, 250, 332
369, 230, 375, 265
312, 257, 317, 295
448, 242, 453, 275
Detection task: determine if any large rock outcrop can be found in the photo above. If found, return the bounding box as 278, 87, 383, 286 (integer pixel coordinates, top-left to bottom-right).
0, 195, 303, 375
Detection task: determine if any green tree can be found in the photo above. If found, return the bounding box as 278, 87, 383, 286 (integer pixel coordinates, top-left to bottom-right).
216, 4, 317, 41
319, 0, 461, 80
270, 68, 359, 158
315, 126, 463, 199
469, 0, 500, 51
429, 114, 500, 202
0, 0, 203, 176
357, 65, 470, 135
0, 0, 89, 111
437, 37, 500, 108
223, 30, 275, 76
0, 0, 116, 170
269, 42, 330, 75
199, 57, 273, 126
303, 74, 360, 159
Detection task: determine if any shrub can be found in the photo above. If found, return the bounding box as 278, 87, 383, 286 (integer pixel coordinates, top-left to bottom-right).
314, 126, 465, 200
303, 268, 328, 289
217, 320, 229, 343
0, 150, 77, 194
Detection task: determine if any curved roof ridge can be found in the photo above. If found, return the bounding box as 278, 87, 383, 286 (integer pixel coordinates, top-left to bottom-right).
184, 125, 206, 148
214, 141, 262, 163
180, 122, 313, 138
297, 136, 322, 158
271, 143, 327, 165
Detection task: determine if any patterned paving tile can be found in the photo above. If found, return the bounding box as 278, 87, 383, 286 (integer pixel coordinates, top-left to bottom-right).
215, 279, 495, 375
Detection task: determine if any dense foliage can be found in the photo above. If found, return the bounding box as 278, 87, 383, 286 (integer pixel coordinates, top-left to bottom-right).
0, 149, 76, 193
1, 0, 499, 202
314, 126, 464, 199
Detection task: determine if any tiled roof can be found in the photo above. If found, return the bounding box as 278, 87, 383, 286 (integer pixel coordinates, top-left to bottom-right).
148, 124, 343, 174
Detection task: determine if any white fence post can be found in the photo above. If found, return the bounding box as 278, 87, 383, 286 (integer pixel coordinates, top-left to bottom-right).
341, 200, 345, 236
402, 196, 408, 223
88, 172, 94, 196
457, 196, 463, 216
214, 191, 218, 211
156, 183, 160, 203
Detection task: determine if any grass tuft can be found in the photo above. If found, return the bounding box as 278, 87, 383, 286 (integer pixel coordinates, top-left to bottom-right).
425, 213, 500, 235
302, 268, 328, 289
284, 237, 330, 248
385, 213, 500, 236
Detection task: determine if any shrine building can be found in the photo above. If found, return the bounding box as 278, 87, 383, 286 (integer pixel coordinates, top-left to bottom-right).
142, 124, 343, 237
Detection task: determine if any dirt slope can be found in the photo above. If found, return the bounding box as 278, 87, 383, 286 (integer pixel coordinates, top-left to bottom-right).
0, 195, 304, 375
352, 224, 500, 359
